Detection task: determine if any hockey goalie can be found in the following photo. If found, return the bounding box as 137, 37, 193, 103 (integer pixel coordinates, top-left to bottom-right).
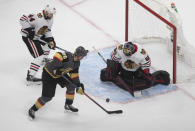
100, 42, 170, 96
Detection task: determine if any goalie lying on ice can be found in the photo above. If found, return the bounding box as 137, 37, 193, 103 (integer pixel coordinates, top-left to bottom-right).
100, 42, 170, 97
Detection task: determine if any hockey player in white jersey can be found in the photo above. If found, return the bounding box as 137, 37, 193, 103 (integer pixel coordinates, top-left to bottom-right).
19, 5, 56, 82
100, 42, 170, 96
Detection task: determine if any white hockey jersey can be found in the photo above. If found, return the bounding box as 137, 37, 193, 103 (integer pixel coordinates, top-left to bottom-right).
111, 43, 151, 72
19, 12, 53, 40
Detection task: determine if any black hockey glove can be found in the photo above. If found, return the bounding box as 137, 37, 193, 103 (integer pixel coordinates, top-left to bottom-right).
48, 40, 56, 50
47, 37, 56, 49
76, 83, 85, 95
25, 27, 35, 40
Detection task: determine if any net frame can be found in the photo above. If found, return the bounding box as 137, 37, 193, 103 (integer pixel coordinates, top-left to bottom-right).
125, 0, 177, 83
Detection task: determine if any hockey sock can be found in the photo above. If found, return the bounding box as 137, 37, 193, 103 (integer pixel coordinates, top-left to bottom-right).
65, 93, 75, 105
29, 62, 40, 76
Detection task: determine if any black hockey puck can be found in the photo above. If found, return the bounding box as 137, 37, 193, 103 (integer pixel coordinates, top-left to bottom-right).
106, 98, 110, 102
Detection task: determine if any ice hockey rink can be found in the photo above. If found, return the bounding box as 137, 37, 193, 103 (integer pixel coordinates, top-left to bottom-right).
0, 0, 195, 131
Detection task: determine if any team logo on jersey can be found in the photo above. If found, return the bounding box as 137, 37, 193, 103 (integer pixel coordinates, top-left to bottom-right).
37, 13, 43, 18
124, 60, 137, 69
118, 44, 123, 50
141, 49, 146, 55
37, 26, 48, 35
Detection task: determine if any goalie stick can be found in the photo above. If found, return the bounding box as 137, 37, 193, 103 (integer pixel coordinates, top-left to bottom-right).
61, 75, 123, 114
92, 46, 107, 63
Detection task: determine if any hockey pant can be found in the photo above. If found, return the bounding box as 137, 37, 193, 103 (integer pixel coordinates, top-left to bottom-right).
22, 36, 50, 76
39, 69, 77, 107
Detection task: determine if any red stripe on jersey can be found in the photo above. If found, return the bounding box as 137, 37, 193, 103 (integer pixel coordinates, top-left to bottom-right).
53, 56, 63, 62
30, 65, 39, 70
71, 76, 79, 79
44, 51, 50, 55
66, 93, 75, 95
21, 16, 27, 21
133, 44, 138, 52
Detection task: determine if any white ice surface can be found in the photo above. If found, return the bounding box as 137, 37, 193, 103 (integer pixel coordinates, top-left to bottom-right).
0, 0, 195, 131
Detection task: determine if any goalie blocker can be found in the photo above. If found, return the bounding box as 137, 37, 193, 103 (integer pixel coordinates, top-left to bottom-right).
100, 59, 170, 96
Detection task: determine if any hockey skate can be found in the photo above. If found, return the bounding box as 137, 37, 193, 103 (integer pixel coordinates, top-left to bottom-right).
28, 108, 35, 120
26, 70, 42, 86
26, 70, 42, 82
41, 58, 52, 66
64, 104, 78, 112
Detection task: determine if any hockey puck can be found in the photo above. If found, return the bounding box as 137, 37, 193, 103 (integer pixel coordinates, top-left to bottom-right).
106, 98, 110, 102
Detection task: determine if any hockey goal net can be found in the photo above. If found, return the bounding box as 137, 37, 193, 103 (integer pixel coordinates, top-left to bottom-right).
125, 0, 195, 84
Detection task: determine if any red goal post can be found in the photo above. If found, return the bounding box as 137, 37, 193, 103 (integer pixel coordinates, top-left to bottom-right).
125, 0, 177, 83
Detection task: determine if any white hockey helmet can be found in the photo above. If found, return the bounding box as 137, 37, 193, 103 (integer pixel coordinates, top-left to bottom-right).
44, 4, 56, 15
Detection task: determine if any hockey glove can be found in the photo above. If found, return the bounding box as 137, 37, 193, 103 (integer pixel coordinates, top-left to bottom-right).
76, 83, 85, 95
45, 37, 56, 49
48, 41, 56, 49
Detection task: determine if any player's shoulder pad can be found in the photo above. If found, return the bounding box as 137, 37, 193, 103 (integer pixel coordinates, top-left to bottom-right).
37, 13, 43, 18
53, 52, 68, 62
117, 44, 123, 50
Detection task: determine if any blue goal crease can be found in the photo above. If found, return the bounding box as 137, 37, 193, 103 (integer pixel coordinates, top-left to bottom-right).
80, 47, 177, 103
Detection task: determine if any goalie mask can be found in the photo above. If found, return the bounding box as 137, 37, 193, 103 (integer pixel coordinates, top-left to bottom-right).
43, 5, 56, 19
74, 46, 89, 57
123, 42, 136, 56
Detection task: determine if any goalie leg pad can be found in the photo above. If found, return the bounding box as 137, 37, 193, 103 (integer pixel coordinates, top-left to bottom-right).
100, 68, 107, 81
112, 75, 134, 96
152, 70, 170, 85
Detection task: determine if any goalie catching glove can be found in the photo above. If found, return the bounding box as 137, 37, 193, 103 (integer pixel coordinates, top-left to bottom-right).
76, 83, 85, 95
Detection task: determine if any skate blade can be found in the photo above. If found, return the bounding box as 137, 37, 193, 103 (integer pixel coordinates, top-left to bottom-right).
28, 116, 34, 121
27, 112, 35, 121
26, 81, 42, 86
64, 109, 78, 113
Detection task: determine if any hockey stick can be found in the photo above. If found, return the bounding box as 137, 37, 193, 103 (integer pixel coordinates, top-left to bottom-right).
84, 92, 123, 114
22, 31, 66, 52
61, 75, 123, 114
55, 46, 67, 52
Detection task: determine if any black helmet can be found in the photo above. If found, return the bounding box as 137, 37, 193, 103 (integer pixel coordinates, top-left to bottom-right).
74, 46, 88, 57
123, 42, 136, 56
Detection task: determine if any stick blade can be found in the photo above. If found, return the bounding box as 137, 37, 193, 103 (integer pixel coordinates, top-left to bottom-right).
107, 110, 123, 114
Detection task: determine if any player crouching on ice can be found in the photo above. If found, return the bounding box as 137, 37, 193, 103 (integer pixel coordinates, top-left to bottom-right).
28, 46, 88, 120
100, 42, 170, 96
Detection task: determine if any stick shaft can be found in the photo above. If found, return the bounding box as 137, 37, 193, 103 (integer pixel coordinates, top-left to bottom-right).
92, 46, 107, 63
84, 93, 109, 113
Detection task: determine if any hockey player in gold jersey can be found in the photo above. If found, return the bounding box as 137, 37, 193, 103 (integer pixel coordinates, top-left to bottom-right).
28, 46, 88, 120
